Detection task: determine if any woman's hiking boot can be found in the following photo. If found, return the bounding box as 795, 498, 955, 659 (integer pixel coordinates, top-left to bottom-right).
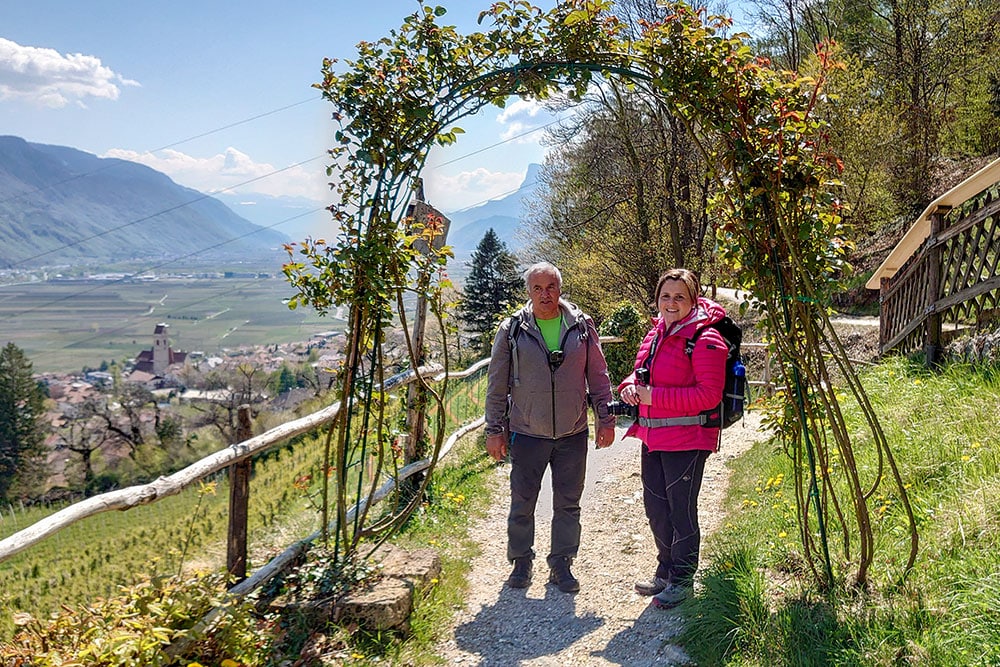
547, 556, 580, 593
507, 558, 532, 588
650, 582, 692, 609
634, 576, 670, 596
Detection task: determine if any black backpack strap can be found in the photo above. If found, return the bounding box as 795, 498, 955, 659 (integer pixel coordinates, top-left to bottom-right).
507, 313, 522, 388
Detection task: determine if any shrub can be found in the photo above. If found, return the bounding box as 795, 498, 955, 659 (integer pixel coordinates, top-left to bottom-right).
599, 300, 649, 388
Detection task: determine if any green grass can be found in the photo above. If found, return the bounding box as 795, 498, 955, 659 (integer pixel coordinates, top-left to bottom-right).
0, 360, 494, 658
0, 434, 330, 641
280, 430, 499, 667
681, 357, 1000, 666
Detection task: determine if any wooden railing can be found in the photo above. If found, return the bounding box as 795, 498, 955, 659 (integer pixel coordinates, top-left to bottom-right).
0, 359, 472, 562
1, 332, 783, 626
874, 163, 1000, 360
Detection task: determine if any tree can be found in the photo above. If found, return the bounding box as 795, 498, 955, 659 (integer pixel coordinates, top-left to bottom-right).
54, 398, 114, 491
459, 229, 523, 356
0, 342, 47, 500
524, 81, 717, 319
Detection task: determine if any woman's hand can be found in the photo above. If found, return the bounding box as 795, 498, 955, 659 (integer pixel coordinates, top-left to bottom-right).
620, 383, 651, 406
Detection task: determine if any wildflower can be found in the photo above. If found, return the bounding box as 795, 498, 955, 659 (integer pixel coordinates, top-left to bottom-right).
961, 455, 971, 462
778, 531, 787, 538
971, 441, 982, 449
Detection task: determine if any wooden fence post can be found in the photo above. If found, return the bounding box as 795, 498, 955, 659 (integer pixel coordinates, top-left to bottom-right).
227, 405, 253, 585
924, 209, 947, 366
403, 191, 450, 479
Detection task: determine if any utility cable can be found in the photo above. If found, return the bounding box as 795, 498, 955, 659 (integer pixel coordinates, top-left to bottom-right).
0, 96, 322, 209
5, 98, 570, 358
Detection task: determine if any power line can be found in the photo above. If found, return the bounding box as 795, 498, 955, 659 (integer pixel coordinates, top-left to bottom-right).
10, 156, 326, 268
5, 96, 568, 361
0, 96, 322, 209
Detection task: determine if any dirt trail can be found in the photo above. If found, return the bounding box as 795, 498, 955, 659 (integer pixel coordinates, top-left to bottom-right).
435, 410, 770, 666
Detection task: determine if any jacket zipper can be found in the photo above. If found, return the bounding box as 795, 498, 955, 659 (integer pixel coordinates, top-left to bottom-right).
551, 322, 579, 437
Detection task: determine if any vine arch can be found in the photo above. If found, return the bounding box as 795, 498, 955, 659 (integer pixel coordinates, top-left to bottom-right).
283, 0, 917, 593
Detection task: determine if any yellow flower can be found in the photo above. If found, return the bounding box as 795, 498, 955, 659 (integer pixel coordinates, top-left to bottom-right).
961, 455, 971, 462
778, 531, 787, 538
971, 441, 982, 449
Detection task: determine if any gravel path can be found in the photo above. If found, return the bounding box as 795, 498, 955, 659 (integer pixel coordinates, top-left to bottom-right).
434, 411, 770, 666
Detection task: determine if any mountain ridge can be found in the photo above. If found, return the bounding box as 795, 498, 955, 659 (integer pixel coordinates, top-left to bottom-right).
0, 136, 289, 270
443, 162, 541, 253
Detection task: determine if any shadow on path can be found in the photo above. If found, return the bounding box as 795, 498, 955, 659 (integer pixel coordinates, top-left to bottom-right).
453, 583, 604, 666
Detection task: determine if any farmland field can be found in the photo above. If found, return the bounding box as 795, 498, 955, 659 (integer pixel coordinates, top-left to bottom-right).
0, 272, 345, 373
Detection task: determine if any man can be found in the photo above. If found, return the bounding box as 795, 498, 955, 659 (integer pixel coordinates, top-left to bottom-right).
484, 262, 616, 593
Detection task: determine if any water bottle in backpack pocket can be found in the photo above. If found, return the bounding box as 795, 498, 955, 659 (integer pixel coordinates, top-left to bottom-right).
724, 358, 747, 426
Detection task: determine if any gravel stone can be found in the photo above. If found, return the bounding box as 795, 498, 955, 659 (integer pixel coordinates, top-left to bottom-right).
435, 411, 770, 666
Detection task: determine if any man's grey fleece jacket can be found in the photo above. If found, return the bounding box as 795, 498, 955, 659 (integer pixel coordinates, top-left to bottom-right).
485, 300, 615, 440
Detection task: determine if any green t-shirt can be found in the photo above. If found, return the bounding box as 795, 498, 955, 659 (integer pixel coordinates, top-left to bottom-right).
535, 315, 563, 352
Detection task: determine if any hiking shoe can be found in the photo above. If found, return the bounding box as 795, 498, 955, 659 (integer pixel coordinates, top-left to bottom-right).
651, 582, 692, 609
634, 576, 670, 596
507, 558, 532, 588
547, 556, 580, 593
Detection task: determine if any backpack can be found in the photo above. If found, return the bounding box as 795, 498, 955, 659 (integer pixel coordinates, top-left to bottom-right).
686, 316, 746, 429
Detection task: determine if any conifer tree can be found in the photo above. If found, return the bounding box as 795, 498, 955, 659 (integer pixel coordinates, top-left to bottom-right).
459, 229, 523, 355
0, 342, 47, 500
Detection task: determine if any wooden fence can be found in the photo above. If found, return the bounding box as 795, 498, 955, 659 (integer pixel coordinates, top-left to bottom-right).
869, 159, 1000, 360
0, 360, 483, 571
1, 334, 782, 625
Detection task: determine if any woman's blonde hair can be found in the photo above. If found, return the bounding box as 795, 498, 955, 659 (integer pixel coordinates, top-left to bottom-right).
653, 268, 700, 307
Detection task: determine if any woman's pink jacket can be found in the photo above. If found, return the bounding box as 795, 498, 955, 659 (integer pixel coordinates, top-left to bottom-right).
618, 297, 729, 452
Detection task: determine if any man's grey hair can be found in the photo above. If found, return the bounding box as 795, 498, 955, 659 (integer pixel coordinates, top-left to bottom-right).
523, 262, 562, 291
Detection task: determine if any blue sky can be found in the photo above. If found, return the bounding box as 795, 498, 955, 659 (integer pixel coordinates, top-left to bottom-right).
0, 1, 567, 239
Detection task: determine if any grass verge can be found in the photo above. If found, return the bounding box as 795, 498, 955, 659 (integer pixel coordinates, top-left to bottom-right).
679, 356, 1000, 666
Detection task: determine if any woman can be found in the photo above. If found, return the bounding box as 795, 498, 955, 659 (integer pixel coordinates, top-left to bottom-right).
617, 268, 728, 609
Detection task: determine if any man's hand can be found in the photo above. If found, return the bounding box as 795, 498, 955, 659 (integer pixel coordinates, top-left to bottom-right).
485, 432, 508, 461
596, 425, 615, 449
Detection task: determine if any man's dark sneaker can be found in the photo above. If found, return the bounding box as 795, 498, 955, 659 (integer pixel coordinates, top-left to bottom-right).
634, 576, 670, 596
547, 556, 580, 593
650, 582, 692, 609
507, 558, 532, 588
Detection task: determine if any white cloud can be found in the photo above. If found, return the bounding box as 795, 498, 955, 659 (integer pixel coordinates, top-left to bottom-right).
103, 146, 328, 200
496, 98, 551, 142
425, 167, 524, 211
0, 37, 139, 108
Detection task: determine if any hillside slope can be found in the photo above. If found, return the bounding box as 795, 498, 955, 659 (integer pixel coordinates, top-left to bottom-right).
0, 136, 288, 269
